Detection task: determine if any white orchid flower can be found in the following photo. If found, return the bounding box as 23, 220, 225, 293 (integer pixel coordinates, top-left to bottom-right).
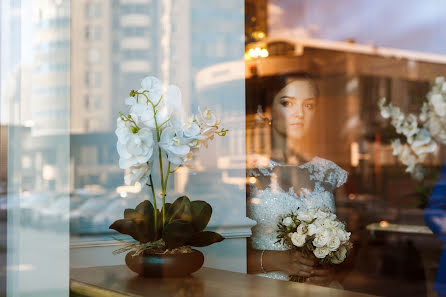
159, 127, 190, 165
124, 163, 151, 186
430, 93, 446, 117
197, 106, 217, 127
139, 76, 163, 103
116, 123, 155, 169
125, 96, 137, 106
164, 85, 183, 115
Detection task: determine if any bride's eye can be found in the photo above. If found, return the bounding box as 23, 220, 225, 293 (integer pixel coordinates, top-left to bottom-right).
280, 98, 293, 107
304, 103, 314, 110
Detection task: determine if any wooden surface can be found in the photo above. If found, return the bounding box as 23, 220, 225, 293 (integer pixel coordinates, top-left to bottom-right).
70, 266, 378, 297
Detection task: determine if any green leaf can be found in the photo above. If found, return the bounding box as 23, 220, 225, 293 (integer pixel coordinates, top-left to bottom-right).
162, 220, 195, 249
190, 201, 212, 231
187, 231, 224, 247
166, 196, 193, 224
109, 219, 153, 243
135, 200, 154, 217
124, 209, 145, 221
110, 200, 157, 243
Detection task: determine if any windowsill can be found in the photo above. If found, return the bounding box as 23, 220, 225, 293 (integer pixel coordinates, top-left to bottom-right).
70, 265, 379, 297
70, 216, 257, 249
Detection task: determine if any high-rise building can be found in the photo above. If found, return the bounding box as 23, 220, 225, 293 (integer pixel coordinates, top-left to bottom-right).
32, 0, 71, 136
71, 0, 112, 133
111, 0, 159, 124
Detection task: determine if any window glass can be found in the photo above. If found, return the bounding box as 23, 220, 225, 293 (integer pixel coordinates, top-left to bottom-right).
2, 1, 446, 297
245, 1, 446, 296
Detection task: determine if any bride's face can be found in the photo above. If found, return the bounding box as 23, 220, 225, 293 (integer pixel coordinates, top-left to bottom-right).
271, 79, 317, 140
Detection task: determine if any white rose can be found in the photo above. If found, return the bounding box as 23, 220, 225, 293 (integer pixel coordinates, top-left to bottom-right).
327, 233, 341, 251
313, 230, 330, 248
291, 232, 306, 247
335, 229, 351, 242
116, 121, 154, 169
315, 209, 330, 220
124, 163, 150, 186
159, 127, 190, 165
296, 210, 314, 223
313, 246, 330, 259
282, 217, 294, 227
307, 223, 320, 236
296, 223, 308, 234
331, 246, 347, 264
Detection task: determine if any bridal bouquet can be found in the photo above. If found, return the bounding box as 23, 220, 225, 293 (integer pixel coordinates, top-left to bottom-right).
378, 77, 446, 180
109, 76, 227, 255
277, 208, 352, 282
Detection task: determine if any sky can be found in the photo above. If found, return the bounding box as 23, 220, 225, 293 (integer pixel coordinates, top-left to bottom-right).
268, 0, 446, 55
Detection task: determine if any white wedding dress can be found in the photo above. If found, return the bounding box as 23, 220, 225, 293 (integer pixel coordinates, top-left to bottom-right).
247, 156, 348, 280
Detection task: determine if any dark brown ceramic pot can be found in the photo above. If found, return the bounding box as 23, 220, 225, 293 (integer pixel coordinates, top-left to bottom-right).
125, 249, 204, 277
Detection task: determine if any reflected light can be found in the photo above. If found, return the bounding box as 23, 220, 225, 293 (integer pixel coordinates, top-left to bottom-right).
23, 120, 35, 128
248, 177, 257, 184
116, 182, 142, 195
251, 31, 266, 40
250, 198, 261, 205
120, 192, 128, 198
42, 165, 55, 181
348, 193, 356, 200
7, 264, 35, 272
379, 220, 389, 228
350, 142, 359, 167
246, 47, 269, 59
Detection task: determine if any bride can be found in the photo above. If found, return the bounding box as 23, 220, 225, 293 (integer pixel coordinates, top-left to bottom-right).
247, 74, 348, 286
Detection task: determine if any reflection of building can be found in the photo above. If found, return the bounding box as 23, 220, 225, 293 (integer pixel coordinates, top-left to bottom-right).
32, 0, 70, 136
71, 0, 112, 133
245, 0, 268, 44
71, 0, 159, 133
111, 0, 159, 126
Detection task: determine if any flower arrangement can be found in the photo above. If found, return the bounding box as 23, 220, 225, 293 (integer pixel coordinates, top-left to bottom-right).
378, 77, 446, 180
277, 208, 352, 282
110, 76, 228, 255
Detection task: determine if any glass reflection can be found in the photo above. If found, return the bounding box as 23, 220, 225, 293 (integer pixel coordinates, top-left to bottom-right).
245, 1, 446, 296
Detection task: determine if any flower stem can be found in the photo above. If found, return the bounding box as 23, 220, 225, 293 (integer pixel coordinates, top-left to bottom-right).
158, 146, 166, 226
148, 175, 157, 234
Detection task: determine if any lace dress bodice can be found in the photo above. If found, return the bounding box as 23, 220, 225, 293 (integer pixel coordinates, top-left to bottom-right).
247, 156, 348, 280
